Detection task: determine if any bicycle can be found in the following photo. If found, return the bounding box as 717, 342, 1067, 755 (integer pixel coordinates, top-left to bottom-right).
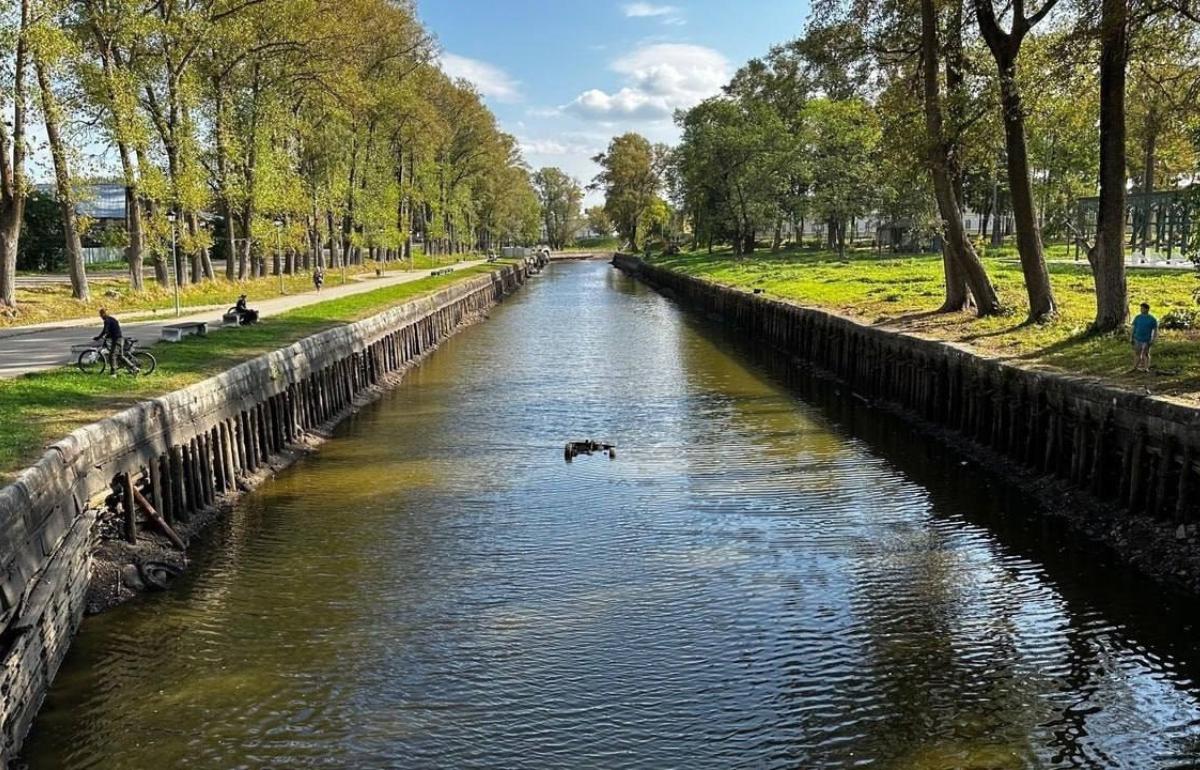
77, 337, 157, 376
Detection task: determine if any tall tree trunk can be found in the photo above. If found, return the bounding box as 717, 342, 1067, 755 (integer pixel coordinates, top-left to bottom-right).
1137, 106, 1157, 253
36, 59, 89, 300
222, 206, 237, 279
921, 0, 1000, 315
0, 0, 30, 307
213, 79, 238, 280
975, 0, 1059, 319
327, 210, 341, 268
1090, 0, 1129, 332
237, 215, 250, 279
124, 173, 145, 291
938, 0, 971, 311
135, 147, 169, 287
997, 59, 1055, 318
189, 212, 213, 279
95, 32, 144, 290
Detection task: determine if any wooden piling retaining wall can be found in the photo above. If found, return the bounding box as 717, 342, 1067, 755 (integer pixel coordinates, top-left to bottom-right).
615, 254, 1200, 524
0, 256, 544, 760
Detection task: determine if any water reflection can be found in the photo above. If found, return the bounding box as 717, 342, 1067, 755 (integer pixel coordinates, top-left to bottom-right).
20, 261, 1200, 769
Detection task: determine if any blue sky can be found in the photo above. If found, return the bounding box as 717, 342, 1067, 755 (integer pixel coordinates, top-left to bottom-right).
419, 1, 809, 203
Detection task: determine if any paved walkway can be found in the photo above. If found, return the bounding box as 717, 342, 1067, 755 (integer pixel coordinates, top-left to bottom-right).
0, 260, 482, 379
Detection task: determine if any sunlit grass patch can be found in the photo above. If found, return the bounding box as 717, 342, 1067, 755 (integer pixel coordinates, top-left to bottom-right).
649, 245, 1200, 400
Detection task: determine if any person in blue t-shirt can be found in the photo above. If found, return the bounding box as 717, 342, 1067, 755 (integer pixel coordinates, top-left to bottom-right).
1130, 302, 1158, 372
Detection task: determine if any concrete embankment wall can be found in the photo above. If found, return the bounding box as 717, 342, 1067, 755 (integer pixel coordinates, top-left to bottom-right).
0, 258, 542, 760
615, 253, 1200, 524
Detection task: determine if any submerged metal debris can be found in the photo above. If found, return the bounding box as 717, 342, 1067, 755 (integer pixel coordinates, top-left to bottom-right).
564, 440, 616, 461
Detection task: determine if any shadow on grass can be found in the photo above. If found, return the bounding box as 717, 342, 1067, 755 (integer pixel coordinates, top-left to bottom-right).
870, 309, 947, 327
958, 316, 1050, 344
1011, 329, 1101, 362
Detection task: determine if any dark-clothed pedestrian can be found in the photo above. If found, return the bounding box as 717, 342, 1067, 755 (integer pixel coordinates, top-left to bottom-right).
234, 294, 259, 324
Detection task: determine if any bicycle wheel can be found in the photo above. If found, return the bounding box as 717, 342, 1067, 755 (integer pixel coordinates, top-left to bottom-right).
77, 349, 107, 375
129, 351, 157, 376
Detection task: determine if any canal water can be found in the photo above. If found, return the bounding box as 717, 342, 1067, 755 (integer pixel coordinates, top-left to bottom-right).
20, 261, 1200, 768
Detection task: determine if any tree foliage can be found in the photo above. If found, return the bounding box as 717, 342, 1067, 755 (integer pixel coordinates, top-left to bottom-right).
532, 167, 583, 250
657, 0, 1200, 326
0, 0, 539, 306
591, 133, 664, 250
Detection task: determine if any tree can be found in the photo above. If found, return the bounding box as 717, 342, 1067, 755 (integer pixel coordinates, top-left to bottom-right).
592, 133, 662, 250
805, 97, 881, 258
76, 0, 157, 289
532, 167, 583, 250
973, 0, 1058, 319
0, 0, 31, 307
584, 205, 611, 237
673, 97, 792, 255
1089, 0, 1131, 331
17, 190, 65, 271
31, 0, 89, 299
1023, 35, 1100, 239
920, 0, 1002, 315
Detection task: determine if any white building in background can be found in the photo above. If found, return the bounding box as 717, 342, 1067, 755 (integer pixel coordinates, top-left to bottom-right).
32, 182, 131, 265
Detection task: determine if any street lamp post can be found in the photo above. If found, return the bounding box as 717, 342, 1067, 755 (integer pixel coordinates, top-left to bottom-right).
167, 212, 180, 317
274, 220, 284, 296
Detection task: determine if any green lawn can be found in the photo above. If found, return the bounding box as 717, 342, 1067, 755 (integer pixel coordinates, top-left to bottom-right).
0, 263, 506, 483
566, 236, 621, 252
648, 245, 1200, 399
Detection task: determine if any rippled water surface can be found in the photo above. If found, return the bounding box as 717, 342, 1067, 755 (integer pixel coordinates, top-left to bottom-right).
21, 261, 1200, 768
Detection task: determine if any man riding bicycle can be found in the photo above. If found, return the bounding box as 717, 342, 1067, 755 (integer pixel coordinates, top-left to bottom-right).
94, 308, 130, 376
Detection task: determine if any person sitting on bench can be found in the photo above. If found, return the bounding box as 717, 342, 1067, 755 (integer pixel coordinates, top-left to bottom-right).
234, 294, 259, 325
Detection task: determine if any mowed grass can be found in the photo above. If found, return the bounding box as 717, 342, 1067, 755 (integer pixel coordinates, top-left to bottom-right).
0, 263, 505, 483
2, 252, 463, 329
649, 245, 1200, 399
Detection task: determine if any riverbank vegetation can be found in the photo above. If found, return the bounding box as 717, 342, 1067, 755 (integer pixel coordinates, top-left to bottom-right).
0, 263, 509, 483
0, 0, 541, 311
593, 0, 1200, 334
651, 246, 1200, 397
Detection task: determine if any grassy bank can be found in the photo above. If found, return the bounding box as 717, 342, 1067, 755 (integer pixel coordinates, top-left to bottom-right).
3, 253, 460, 329
0, 263, 506, 483
648, 246, 1200, 399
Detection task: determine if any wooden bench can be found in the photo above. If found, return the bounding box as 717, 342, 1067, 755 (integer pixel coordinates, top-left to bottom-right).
161, 321, 208, 342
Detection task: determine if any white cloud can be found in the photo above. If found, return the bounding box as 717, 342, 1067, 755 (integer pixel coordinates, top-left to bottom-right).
622, 2, 684, 23
518, 137, 600, 157
439, 53, 521, 103
563, 43, 729, 121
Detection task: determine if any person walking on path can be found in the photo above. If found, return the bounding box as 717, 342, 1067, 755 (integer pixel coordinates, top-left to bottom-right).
94, 308, 127, 376
1131, 302, 1159, 372
313, 267, 324, 293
